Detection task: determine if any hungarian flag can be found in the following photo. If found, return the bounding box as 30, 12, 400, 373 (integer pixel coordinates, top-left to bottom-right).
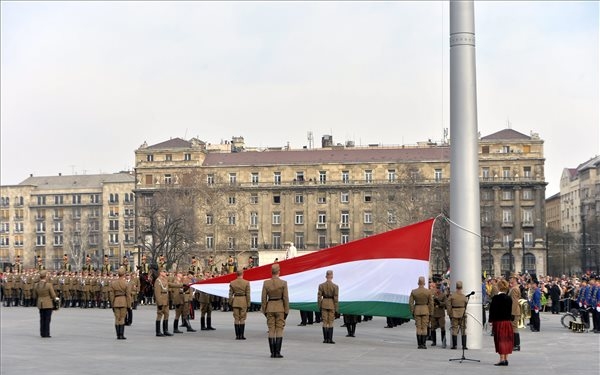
191, 218, 434, 318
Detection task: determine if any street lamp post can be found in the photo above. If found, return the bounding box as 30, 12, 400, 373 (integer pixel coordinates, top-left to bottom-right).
509, 240, 514, 275
522, 236, 526, 274
488, 237, 493, 276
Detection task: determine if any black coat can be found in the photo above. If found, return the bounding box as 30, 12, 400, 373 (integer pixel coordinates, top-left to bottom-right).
549, 284, 561, 301
489, 293, 513, 322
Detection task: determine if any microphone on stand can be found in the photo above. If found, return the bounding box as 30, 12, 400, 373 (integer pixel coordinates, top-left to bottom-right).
466, 291, 475, 297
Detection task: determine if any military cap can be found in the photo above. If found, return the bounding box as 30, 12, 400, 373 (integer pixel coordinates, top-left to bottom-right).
456, 280, 463, 289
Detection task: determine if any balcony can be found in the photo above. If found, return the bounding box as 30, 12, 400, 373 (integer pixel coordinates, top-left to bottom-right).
248, 224, 259, 231
339, 222, 350, 230
501, 221, 514, 228
522, 221, 534, 228
316, 223, 327, 230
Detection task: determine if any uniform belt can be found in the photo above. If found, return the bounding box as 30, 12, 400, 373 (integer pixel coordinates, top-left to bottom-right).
322, 296, 334, 299
234, 294, 246, 296
161, 292, 168, 294
452, 306, 464, 308
269, 298, 281, 301
114, 293, 126, 297
415, 303, 428, 305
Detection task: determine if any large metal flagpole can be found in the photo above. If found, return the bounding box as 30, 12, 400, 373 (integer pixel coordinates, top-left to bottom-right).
449, 0, 483, 349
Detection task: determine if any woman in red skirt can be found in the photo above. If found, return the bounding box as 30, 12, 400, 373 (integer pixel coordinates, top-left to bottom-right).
488, 279, 514, 366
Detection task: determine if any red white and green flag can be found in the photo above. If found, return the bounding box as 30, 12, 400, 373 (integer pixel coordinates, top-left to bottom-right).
191, 218, 434, 318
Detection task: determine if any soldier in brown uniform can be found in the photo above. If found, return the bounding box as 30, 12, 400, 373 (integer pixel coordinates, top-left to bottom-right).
508, 275, 521, 351
181, 274, 196, 332
61, 254, 72, 272
23, 271, 34, 307
318, 270, 339, 344
198, 290, 216, 331
409, 276, 434, 349
102, 255, 112, 274
447, 280, 468, 350
430, 281, 447, 348
4, 270, 14, 307
109, 267, 132, 339
121, 256, 132, 273
171, 272, 186, 333
154, 269, 174, 337
33, 270, 59, 338
229, 269, 251, 340
261, 263, 289, 358
36, 255, 45, 271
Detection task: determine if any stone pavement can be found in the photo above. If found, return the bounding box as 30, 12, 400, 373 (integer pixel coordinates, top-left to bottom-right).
1, 306, 598, 375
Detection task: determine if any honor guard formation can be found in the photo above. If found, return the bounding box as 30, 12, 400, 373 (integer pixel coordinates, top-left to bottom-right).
2, 254, 599, 361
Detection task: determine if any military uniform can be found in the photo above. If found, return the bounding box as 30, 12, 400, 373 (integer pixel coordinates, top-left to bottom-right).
198, 291, 216, 330
447, 281, 468, 350
109, 268, 132, 339
261, 264, 289, 358
33, 271, 58, 338
431, 283, 447, 347
409, 277, 433, 349
4, 272, 14, 307
181, 276, 196, 332
317, 271, 339, 344
509, 278, 522, 350
229, 271, 251, 340
154, 270, 176, 336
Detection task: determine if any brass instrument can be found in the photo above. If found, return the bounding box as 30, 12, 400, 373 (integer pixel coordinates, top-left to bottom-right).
517, 299, 531, 328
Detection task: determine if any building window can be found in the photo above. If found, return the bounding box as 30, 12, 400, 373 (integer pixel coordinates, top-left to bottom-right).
251, 173, 259, 186
501, 253, 513, 274
523, 232, 534, 247
250, 212, 259, 227
206, 214, 213, 225
318, 212, 326, 224
482, 167, 490, 180
206, 236, 214, 250
207, 174, 215, 185
273, 172, 281, 185
250, 193, 259, 204
54, 195, 64, 205
109, 220, 119, 231
522, 189, 533, 200
163, 174, 172, 184
273, 193, 281, 204
227, 237, 235, 250
228, 195, 236, 205
295, 171, 305, 183
14, 222, 24, 233
341, 234, 350, 244
36, 235, 46, 246
318, 235, 327, 249
319, 171, 327, 184
502, 190, 513, 200
147, 154, 154, 162
364, 211, 372, 224
341, 170, 350, 184
522, 209, 533, 226
36, 222, 46, 233
251, 235, 258, 250
295, 212, 304, 225
482, 145, 490, 154
295, 193, 304, 204
184, 153, 191, 161
502, 167, 511, 179
88, 233, 98, 245
502, 145, 510, 153
317, 194, 326, 204
434, 169, 443, 182
228, 213, 236, 225
229, 173, 237, 185
272, 233, 282, 249
54, 221, 64, 233
272, 212, 281, 225
37, 195, 47, 205
502, 209, 513, 224
364, 191, 372, 203
481, 209, 491, 225
387, 169, 396, 182
53, 208, 63, 219
387, 210, 396, 224
165, 154, 172, 161
364, 170, 373, 183
523, 166, 532, 178
54, 234, 64, 246
481, 189, 493, 201
340, 211, 349, 226
295, 233, 305, 249
523, 252, 536, 272
72, 194, 81, 204
340, 192, 349, 203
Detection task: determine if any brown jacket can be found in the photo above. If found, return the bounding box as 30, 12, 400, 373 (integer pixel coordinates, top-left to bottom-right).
109, 278, 132, 308
261, 277, 289, 314
34, 280, 57, 309
447, 291, 467, 319
409, 286, 433, 316
154, 276, 170, 306
229, 278, 251, 308
317, 281, 339, 312
509, 286, 521, 316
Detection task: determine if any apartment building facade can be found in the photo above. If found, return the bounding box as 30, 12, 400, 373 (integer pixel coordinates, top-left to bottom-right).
0, 172, 135, 270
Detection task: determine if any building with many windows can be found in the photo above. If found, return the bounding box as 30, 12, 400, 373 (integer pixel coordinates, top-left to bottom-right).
0, 172, 135, 270
134, 128, 547, 276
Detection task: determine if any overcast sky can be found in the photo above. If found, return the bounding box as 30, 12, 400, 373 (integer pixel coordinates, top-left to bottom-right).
1, 1, 598, 195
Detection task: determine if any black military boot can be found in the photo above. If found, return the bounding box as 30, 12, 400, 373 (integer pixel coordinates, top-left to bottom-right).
451, 335, 457, 349
328, 328, 335, 344
162, 320, 173, 336
115, 325, 120, 339
173, 319, 183, 333
323, 327, 328, 343
274, 337, 283, 358
234, 324, 240, 339
207, 317, 216, 330
441, 330, 447, 348
200, 317, 207, 330
513, 333, 520, 351
268, 338, 275, 358
351, 323, 356, 337
346, 323, 353, 337
185, 319, 196, 332
239, 324, 246, 340
156, 321, 164, 337
461, 335, 468, 350
119, 325, 127, 340
430, 330, 437, 346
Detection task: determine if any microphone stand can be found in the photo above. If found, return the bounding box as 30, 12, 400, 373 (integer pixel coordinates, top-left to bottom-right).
449, 293, 480, 363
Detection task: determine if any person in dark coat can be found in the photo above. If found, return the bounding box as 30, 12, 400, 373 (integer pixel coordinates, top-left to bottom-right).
33, 270, 59, 338
549, 280, 562, 314
488, 279, 514, 366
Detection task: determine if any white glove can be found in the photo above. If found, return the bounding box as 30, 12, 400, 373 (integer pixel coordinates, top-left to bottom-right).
596, 306, 600, 313
579, 302, 582, 307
